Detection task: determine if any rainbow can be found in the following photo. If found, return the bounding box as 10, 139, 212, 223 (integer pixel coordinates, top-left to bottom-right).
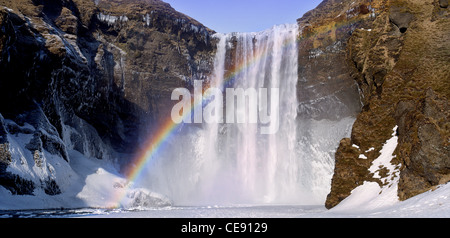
112, 29, 299, 208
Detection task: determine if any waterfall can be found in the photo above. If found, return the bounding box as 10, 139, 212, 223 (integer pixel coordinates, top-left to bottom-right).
139, 23, 354, 205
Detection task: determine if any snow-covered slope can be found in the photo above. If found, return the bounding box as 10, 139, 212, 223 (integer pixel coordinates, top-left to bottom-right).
317, 182, 450, 218
77, 182, 450, 218
0, 149, 171, 210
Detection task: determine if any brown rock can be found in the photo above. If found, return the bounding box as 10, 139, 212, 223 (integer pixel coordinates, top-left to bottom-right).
325, 138, 373, 209
54, 7, 78, 35
389, 6, 415, 33
396, 89, 450, 200
327, 0, 450, 209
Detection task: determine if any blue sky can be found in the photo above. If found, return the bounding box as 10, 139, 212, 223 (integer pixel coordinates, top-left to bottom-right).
163, 0, 323, 33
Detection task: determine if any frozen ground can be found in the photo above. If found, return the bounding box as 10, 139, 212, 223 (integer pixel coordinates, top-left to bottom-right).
78, 182, 449, 218
0, 126, 449, 218
1, 182, 449, 218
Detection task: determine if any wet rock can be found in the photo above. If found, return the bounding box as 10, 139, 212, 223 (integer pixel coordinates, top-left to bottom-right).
296, 0, 373, 120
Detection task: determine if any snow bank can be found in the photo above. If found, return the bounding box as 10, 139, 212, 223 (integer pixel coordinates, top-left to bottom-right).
331, 126, 400, 212
315, 182, 450, 218
0, 149, 171, 210
86, 182, 450, 217
120, 189, 172, 209
317, 125, 449, 217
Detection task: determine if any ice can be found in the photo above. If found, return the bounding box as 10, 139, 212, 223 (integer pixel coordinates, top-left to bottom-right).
143, 13, 151, 26
97, 13, 128, 26
120, 189, 172, 209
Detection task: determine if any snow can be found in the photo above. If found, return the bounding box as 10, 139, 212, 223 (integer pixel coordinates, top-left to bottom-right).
322, 125, 403, 215
81, 125, 449, 218
369, 126, 400, 183
0, 148, 168, 210
1, 147, 449, 217
65, 182, 450, 218
314, 182, 450, 218
1, 123, 448, 218
2, 6, 13, 12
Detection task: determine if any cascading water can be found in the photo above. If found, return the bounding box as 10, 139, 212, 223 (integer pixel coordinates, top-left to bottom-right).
139, 23, 355, 205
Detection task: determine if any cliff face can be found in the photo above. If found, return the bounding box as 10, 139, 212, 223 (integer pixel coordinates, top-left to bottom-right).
296, 0, 371, 121
323, 0, 450, 208
0, 0, 215, 195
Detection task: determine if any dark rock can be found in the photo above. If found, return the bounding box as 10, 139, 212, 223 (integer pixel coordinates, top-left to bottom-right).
439, 0, 449, 8
0, 114, 8, 144
0, 0, 216, 197
43, 179, 61, 195
296, 0, 370, 121
0, 162, 35, 195
0, 114, 11, 165
39, 130, 69, 162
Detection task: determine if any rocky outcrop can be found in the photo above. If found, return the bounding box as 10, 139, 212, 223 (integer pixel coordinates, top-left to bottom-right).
0, 0, 215, 196
296, 0, 381, 121
325, 0, 450, 209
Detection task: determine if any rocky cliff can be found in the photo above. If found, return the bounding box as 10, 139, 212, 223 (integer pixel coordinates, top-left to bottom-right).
0, 0, 448, 209
0, 0, 215, 196
316, 0, 450, 209
297, 0, 375, 121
